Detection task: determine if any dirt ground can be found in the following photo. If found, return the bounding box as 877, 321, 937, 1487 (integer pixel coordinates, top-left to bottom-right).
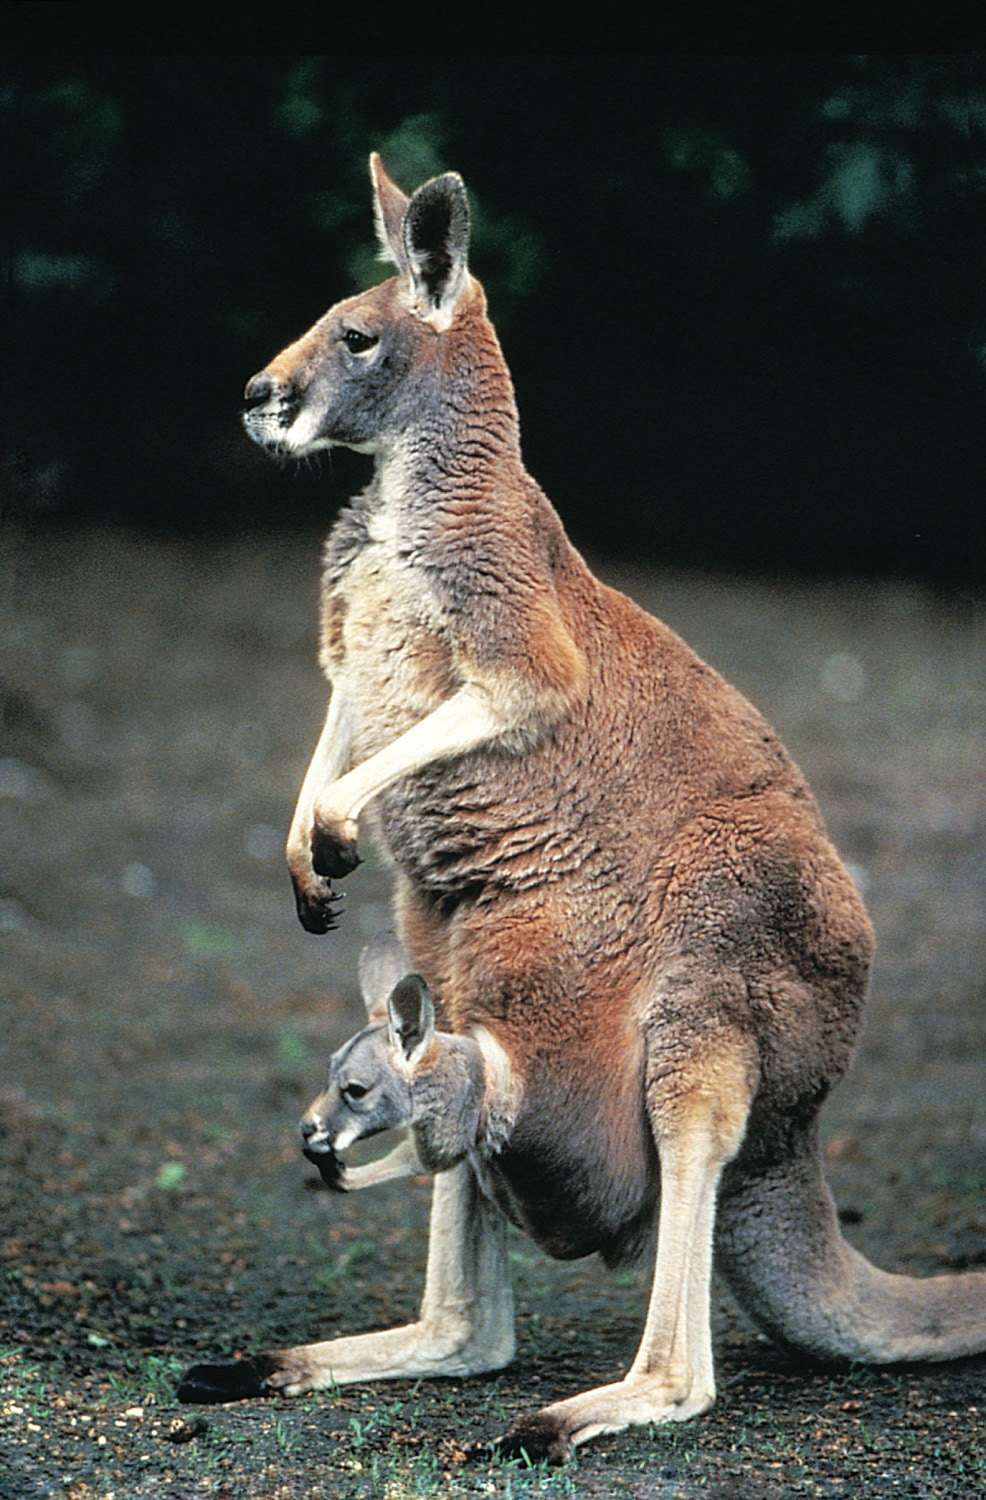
1, 523, 984, 1499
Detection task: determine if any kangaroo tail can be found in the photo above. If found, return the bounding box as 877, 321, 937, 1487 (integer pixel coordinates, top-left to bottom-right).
715, 1127, 986, 1366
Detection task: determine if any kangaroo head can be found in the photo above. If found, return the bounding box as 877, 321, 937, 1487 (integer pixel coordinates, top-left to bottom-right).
300, 972, 436, 1164
242, 154, 474, 461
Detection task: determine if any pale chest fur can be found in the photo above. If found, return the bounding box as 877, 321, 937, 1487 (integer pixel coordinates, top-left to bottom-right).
319, 503, 458, 761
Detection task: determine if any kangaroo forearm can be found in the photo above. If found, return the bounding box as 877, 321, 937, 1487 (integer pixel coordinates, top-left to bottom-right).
315, 684, 506, 829
287, 688, 354, 862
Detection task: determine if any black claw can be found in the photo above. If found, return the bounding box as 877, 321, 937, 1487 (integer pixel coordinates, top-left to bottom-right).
462, 1438, 496, 1464
294, 881, 343, 934
176, 1354, 279, 1404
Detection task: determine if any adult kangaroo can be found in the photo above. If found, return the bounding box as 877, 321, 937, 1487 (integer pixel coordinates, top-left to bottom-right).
179, 156, 986, 1461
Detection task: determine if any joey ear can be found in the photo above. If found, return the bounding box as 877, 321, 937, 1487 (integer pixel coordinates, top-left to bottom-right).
387, 975, 435, 1064
370, 153, 411, 271
358, 932, 411, 1025
403, 172, 470, 331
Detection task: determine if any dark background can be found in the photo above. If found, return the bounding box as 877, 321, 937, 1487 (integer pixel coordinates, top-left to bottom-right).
3, 52, 985, 584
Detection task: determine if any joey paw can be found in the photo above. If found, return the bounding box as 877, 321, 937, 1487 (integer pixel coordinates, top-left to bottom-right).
302, 1142, 348, 1191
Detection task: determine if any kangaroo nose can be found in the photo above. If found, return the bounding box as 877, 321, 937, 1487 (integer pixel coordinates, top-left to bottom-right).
243, 371, 274, 407
299, 1116, 318, 1143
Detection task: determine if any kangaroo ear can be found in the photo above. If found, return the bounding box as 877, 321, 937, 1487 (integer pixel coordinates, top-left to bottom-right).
387, 975, 436, 1064
403, 171, 470, 331
358, 932, 411, 1024
369, 153, 410, 272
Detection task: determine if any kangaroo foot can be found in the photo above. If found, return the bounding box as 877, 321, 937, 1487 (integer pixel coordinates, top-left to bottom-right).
466, 1411, 572, 1467
469, 1372, 716, 1466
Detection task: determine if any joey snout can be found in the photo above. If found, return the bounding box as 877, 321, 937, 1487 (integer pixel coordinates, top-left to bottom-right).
300, 1109, 348, 1190
299, 1111, 333, 1154
298, 1047, 413, 1192
298, 1012, 418, 1191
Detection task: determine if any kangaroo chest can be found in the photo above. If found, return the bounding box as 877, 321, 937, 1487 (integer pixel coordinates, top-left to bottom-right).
320, 501, 458, 758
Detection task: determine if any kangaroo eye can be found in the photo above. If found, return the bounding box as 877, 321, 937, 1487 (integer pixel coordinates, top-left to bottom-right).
343, 1080, 368, 1102
342, 329, 378, 355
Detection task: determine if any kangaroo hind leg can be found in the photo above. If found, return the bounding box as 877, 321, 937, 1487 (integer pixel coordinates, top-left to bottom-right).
493, 1005, 758, 1464
179, 1161, 513, 1402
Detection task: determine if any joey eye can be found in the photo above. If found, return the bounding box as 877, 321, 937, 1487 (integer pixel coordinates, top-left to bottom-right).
342, 1080, 368, 1102
342, 329, 378, 355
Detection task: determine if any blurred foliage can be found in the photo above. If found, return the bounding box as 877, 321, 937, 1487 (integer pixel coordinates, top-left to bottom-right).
661, 125, 752, 198
2, 55, 984, 583
775, 58, 985, 238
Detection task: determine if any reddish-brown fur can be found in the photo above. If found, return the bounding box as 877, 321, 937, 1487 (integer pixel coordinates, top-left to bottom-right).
177, 155, 986, 1462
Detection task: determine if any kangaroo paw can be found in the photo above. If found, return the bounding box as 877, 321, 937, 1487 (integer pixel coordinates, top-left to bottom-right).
311, 805, 361, 879
302, 1142, 349, 1191
292, 874, 344, 934
176, 1353, 280, 1404
311, 827, 361, 880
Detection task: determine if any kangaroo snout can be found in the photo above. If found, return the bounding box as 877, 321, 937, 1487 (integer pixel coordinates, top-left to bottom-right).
299, 1112, 330, 1152
241, 368, 305, 449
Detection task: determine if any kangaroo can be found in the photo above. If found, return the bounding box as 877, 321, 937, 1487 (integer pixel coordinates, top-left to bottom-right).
178, 155, 986, 1461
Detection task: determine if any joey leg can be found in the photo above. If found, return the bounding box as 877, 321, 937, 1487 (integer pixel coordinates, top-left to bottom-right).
178, 1163, 514, 1402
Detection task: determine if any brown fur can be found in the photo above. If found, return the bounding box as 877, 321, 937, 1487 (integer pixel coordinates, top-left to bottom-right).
177, 155, 986, 1460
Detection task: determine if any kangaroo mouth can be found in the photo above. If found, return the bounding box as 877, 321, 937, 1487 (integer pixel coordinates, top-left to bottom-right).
241, 403, 301, 454
241, 391, 351, 461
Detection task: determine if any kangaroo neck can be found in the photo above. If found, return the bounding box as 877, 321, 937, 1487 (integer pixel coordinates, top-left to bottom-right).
374, 314, 527, 521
